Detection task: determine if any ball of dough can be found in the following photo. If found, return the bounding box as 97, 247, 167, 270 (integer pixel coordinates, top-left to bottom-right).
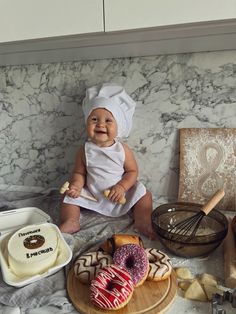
175, 267, 194, 280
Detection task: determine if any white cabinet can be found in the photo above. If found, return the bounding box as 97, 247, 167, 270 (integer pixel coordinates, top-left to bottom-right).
104, 0, 236, 31
0, 0, 103, 43
1, 0, 236, 66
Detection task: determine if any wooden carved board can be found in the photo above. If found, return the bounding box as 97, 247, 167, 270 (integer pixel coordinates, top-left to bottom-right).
67, 267, 177, 314
178, 128, 236, 211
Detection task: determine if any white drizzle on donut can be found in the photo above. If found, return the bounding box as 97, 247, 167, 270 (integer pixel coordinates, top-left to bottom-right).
90, 264, 134, 310
145, 248, 172, 281
74, 251, 112, 283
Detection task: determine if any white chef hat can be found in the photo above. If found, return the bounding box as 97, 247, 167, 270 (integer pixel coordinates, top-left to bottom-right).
82, 83, 136, 138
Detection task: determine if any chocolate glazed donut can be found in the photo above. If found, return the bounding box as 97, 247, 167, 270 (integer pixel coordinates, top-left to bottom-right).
23, 235, 45, 249
74, 251, 113, 284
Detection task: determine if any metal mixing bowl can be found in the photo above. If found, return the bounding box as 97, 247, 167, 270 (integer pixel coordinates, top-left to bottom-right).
151, 202, 228, 258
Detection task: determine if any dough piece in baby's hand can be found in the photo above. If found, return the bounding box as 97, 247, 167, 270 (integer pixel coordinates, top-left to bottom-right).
103, 189, 126, 205
175, 267, 194, 280
198, 273, 218, 287
60, 181, 69, 194
184, 279, 208, 302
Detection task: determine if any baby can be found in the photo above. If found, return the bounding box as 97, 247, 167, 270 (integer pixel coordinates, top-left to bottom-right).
59, 83, 156, 239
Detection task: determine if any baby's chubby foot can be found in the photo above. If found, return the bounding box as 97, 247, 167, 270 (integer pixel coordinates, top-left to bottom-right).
59, 219, 80, 234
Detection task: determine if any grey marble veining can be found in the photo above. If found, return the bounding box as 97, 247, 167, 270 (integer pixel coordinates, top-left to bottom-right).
1, 51, 236, 200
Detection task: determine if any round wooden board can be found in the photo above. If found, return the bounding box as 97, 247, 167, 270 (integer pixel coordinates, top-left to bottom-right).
67, 268, 177, 314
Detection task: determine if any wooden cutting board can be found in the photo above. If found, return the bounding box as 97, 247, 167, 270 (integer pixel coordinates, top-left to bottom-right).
67, 267, 177, 314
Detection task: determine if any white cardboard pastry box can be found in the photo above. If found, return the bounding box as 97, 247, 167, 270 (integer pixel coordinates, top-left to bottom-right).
0, 207, 72, 287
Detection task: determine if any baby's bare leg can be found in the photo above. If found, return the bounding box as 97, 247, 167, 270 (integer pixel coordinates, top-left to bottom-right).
59, 203, 80, 234
133, 190, 156, 240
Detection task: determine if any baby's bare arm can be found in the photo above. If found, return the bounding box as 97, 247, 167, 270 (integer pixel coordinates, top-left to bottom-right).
67, 146, 86, 198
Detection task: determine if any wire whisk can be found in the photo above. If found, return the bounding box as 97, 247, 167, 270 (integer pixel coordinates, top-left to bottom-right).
169, 189, 225, 242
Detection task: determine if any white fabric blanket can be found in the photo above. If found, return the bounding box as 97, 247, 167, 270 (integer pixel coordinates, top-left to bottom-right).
0, 188, 147, 314
0, 188, 232, 314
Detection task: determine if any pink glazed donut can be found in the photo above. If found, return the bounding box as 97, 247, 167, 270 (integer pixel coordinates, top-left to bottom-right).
113, 243, 149, 287
90, 264, 134, 310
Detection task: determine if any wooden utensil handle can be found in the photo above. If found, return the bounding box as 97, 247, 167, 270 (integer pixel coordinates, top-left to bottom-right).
60, 181, 97, 202
224, 218, 236, 288
201, 189, 225, 215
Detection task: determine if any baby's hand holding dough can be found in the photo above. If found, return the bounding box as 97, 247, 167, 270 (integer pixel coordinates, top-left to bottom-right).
104, 189, 126, 205
60, 181, 70, 194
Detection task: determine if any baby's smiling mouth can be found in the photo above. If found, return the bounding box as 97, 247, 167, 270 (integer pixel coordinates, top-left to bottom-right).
95, 130, 107, 134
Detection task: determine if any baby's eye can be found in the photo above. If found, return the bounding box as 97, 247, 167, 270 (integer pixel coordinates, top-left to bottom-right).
106, 118, 113, 123
91, 117, 97, 122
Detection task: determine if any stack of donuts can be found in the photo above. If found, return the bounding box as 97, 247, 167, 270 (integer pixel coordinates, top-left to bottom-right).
73, 233, 173, 311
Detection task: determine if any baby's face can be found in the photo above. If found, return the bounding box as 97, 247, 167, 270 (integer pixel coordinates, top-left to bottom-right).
86, 108, 118, 147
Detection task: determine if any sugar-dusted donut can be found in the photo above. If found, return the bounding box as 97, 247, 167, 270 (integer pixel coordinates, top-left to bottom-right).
113, 243, 149, 287
90, 264, 134, 310
145, 248, 172, 281
99, 233, 143, 255
74, 251, 112, 284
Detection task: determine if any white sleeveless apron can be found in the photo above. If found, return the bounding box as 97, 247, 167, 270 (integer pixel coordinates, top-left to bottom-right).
63, 141, 146, 217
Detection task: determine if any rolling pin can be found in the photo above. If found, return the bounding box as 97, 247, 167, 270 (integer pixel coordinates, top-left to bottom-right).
223, 218, 236, 289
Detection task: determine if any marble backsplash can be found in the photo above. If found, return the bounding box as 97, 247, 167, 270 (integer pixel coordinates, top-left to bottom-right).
1, 51, 236, 200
